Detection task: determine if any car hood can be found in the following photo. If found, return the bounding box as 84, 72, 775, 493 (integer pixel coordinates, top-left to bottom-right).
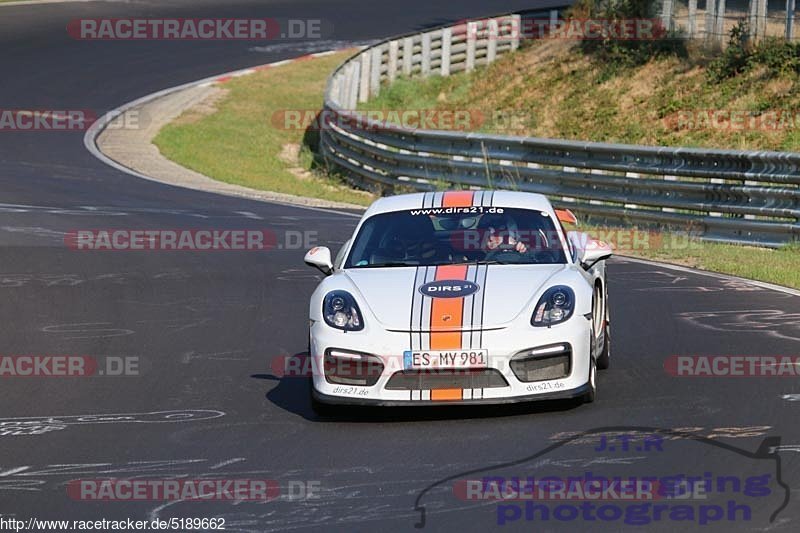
343, 264, 567, 331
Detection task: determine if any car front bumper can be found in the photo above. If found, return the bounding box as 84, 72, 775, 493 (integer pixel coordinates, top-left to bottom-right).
309, 315, 593, 406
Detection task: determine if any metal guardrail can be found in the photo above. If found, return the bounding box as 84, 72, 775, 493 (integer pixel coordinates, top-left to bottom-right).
320, 11, 800, 247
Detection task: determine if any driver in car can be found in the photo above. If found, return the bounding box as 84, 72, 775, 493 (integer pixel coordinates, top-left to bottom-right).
478, 213, 528, 253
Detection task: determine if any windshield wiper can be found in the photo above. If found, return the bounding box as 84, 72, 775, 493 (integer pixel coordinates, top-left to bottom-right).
361, 262, 417, 268
473, 259, 513, 265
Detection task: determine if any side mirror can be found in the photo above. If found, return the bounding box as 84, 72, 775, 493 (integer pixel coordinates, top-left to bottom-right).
567, 231, 613, 270
555, 209, 578, 225
304, 246, 333, 275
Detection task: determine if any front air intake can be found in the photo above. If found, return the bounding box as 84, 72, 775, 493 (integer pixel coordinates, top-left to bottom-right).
510, 344, 571, 382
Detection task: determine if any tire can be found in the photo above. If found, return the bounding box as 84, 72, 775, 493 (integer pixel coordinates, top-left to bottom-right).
596, 282, 611, 370
584, 356, 596, 404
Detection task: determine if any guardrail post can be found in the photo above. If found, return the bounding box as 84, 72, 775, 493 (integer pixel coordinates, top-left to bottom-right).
510, 14, 521, 51
688, 0, 698, 38
550, 10, 558, 38
745, 179, 757, 219
358, 52, 370, 103
590, 170, 606, 208
709, 178, 724, 217
341, 68, 350, 109
662, 175, 677, 212
331, 76, 342, 107
559, 167, 576, 204
402, 37, 413, 76
347, 62, 360, 109
441, 28, 452, 76
466, 22, 477, 71
757, 0, 768, 39
787, 0, 796, 40
661, 0, 674, 32
339, 75, 347, 107
706, 0, 717, 42
624, 172, 640, 209
421, 33, 432, 76
487, 19, 498, 63
388, 40, 399, 82
714, 0, 727, 42
370, 46, 382, 97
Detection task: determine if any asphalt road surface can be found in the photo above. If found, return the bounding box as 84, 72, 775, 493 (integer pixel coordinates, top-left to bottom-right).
1, 1, 799, 531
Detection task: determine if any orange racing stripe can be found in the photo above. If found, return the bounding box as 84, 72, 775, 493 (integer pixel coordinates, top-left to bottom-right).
441, 191, 474, 207
431, 389, 462, 401
429, 264, 468, 350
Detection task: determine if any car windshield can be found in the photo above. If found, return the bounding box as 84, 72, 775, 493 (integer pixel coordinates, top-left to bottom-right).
344, 207, 567, 268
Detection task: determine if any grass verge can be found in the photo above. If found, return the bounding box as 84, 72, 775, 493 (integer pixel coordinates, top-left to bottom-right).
154, 50, 374, 206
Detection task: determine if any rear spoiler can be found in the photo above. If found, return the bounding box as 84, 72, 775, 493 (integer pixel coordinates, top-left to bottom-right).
555, 209, 577, 225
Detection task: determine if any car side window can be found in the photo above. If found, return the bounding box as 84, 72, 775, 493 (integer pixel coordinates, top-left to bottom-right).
334, 240, 350, 270
560, 222, 577, 263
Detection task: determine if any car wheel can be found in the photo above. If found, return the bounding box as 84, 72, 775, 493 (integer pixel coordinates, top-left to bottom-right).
594, 282, 611, 370
584, 355, 596, 404
596, 285, 610, 370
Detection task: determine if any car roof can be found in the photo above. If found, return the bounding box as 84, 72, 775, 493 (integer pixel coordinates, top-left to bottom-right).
363, 190, 555, 218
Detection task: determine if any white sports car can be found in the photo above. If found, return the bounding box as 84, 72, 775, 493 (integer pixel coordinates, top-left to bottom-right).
303, 190, 612, 411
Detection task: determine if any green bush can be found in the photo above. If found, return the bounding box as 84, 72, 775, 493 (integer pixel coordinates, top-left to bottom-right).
707, 22, 751, 81
751, 37, 800, 75
708, 22, 800, 81
572, 0, 687, 75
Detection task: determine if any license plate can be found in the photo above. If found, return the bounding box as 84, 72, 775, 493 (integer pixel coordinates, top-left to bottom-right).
403, 349, 489, 370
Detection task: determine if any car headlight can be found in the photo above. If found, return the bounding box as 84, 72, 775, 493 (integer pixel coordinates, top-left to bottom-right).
323, 291, 364, 331
531, 286, 575, 327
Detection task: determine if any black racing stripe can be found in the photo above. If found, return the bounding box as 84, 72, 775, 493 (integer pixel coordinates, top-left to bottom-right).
478, 265, 488, 348
410, 266, 421, 349
419, 266, 430, 349
470, 265, 480, 349
423, 266, 436, 350
469, 265, 479, 349
488, 190, 495, 207
463, 267, 471, 350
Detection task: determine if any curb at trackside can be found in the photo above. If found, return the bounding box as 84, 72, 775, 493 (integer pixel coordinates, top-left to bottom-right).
616, 255, 800, 298
0, 0, 94, 8
83, 49, 365, 219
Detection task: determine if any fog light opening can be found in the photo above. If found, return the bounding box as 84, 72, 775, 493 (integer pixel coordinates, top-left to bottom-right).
324, 349, 384, 386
